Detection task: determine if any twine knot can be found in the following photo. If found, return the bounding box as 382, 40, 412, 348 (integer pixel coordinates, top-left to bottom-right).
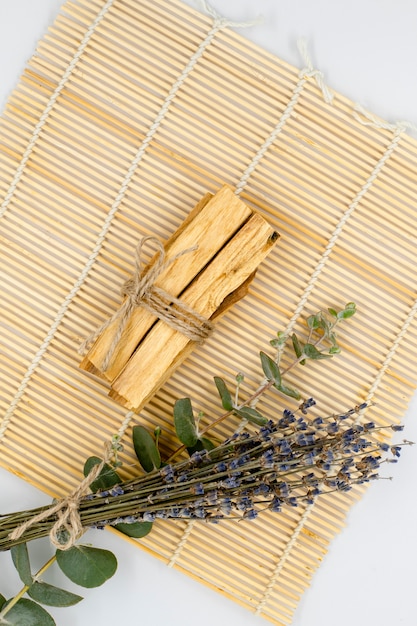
9, 450, 110, 550
79, 236, 214, 371
200, 0, 263, 31
297, 38, 334, 105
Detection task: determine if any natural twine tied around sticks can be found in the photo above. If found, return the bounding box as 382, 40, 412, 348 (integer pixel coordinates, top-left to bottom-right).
79, 236, 214, 371
9, 447, 112, 550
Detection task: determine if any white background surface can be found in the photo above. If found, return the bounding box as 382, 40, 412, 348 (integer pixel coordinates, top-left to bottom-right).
1, 1, 417, 625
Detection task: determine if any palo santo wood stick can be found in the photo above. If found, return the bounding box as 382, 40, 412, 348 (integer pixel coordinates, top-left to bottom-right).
109, 212, 279, 410
80, 186, 252, 380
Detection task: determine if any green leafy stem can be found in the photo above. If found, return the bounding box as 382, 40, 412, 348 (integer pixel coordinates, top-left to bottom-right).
0, 543, 116, 625
166, 303, 357, 460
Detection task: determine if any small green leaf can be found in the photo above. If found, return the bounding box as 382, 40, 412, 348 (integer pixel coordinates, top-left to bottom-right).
277, 331, 287, 344
0, 594, 6, 610
132, 426, 161, 473
186, 439, 204, 455
187, 437, 216, 456
260, 351, 282, 387
11, 543, 32, 586
337, 308, 356, 319
173, 398, 198, 447
307, 314, 320, 329
303, 343, 332, 360
320, 315, 331, 334
154, 426, 161, 448
83, 457, 121, 493
270, 331, 286, 348
329, 331, 338, 346
2, 598, 56, 626
114, 521, 153, 538
234, 406, 268, 426
235, 372, 244, 385
291, 333, 306, 364
308, 312, 330, 334
56, 545, 117, 588
337, 302, 356, 319
28, 582, 83, 607
329, 345, 341, 354
200, 437, 216, 451
275, 383, 301, 400
328, 307, 338, 317
213, 377, 234, 411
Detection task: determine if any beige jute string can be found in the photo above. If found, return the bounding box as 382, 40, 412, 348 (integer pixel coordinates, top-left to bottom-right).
9, 447, 111, 550
79, 236, 214, 371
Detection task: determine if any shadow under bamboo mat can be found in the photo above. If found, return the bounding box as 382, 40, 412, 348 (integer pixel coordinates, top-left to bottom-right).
1, 0, 417, 623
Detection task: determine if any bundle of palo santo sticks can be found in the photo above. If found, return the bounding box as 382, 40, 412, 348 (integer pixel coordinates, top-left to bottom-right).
80, 186, 279, 411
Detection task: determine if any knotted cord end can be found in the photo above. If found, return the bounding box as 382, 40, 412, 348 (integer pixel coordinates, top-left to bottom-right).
79, 237, 214, 372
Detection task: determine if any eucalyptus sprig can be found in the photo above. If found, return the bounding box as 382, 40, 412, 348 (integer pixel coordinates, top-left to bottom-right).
168, 302, 358, 459
0, 543, 117, 625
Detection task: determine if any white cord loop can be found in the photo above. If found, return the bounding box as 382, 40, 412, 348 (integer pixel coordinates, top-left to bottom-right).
200, 1, 263, 30
297, 38, 334, 104
353, 103, 417, 133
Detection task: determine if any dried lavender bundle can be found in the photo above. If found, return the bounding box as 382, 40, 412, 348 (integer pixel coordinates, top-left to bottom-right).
0, 404, 406, 551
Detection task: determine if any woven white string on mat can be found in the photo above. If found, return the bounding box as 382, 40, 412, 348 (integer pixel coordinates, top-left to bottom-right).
167, 520, 196, 568
283, 122, 405, 340
255, 504, 310, 615
167, 29, 334, 571
255, 286, 417, 615
235, 40, 333, 195
353, 103, 417, 133
0, 1, 256, 444
0, 0, 115, 221
249, 102, 411, 616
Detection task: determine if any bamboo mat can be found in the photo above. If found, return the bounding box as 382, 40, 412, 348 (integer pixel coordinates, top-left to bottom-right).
1, 0, 417, 623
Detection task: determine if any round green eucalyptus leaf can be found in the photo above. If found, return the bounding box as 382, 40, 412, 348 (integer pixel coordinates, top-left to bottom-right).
83, 456, 121, 493
56, 545, 117, 588
114, 521, 153, 538
28, 581, 83, 607
1, 598, 56, 626
11, 543, 32, 586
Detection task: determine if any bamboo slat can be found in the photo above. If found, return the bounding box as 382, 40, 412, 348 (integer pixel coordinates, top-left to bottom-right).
1, 1, 417, 624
